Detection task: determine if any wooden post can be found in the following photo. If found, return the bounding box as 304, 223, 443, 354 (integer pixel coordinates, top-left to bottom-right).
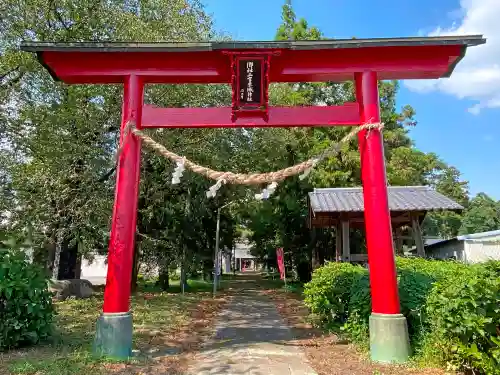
311, 227, 320, 269
394, 227, 404, 255
335, 223, 342, 262
342, 220, 350, 262
411, 217, 426, 257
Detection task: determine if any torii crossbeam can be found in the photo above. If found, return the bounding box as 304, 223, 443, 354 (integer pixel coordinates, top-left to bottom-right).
21, 35, 485, 364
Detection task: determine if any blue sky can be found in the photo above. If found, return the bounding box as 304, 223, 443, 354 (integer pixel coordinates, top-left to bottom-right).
203, 0, 500, 200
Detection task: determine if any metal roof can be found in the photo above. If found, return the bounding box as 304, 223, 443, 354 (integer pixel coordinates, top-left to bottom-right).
20, 35, 485, 53
421, 230, 500, 251
309, 186, 464, 213
457, 229, 500, 241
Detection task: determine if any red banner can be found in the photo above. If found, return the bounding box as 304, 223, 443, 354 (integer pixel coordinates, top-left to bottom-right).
276, 247, 285, 280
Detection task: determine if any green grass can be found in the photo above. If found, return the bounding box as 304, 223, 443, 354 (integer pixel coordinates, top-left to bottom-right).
255, 275, 303, 294
0, 279, 218, 375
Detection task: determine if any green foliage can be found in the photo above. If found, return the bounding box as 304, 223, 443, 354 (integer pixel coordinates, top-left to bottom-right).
0, 0, 239, 287
248, 1, 471, 283
0, 235, 54, 350
342, 274, 371, 345
1, 0, 473, 296
5, 280, 214, 374
304, 257, 500, 374
478, 260, 500, 278
275, 0, 322, 41
303, 262, 366, 325
397, 270, 435, 336
459, 193, 500, 235
423, 271, 500, 374
395, 256, 469, 280
423, 165, 470, 238
342, 311, 370, 347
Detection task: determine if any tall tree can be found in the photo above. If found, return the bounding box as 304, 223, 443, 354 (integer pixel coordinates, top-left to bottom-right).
423, 164, 469, 238
246, 1, 471, 278
459, 193, 500, 235
0, 0, 233, 280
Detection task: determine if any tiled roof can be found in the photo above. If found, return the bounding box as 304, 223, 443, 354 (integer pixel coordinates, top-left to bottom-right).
309, 186, 463, 213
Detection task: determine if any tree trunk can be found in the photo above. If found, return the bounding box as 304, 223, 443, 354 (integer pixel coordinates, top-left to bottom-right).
180, 260, 189, 293
202, 259, 213, 281
297, 261, 312, 283
181, 188, 191, 292
51, 239, 61, 280
157, 266, 169, 290
311, 228, 320, 270
74, 254, 82, 279
33, 238, 55, 276
57, 238, 79, 279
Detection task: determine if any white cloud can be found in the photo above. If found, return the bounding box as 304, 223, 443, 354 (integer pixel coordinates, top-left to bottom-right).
404, 0, 500, 114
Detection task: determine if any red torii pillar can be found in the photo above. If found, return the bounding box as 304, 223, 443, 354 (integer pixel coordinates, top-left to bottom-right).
355, 72, 409, 361
21, 35, 484, 364
94, 75, 144, 357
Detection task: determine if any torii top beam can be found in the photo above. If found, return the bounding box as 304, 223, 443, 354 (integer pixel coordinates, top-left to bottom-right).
21, 36, 485, 85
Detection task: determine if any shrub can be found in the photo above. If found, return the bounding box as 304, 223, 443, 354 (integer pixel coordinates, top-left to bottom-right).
305, 256, 499, 374
342, 259, 449, 345
424, 273, 500, 374
396, 257, 469, 340
0, 238, 54, 350
343, 273, 371, 344
396, 256, 470, 280
304, 262, 366, 326
476, 260, 500, 278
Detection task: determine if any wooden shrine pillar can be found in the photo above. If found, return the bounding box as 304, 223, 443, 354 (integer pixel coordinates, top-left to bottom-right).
411, 216, 426, 257
335, 223, 342, 262
394, 227, 404, 255
341, 220, 351, 262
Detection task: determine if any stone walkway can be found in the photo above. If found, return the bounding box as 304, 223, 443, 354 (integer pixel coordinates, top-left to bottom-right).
187, 288, 317, 375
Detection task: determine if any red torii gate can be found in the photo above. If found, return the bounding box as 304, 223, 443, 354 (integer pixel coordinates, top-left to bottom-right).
22, 35, 484, 363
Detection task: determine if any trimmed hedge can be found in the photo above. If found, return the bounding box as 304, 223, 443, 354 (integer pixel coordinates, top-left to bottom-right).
303, 258, 500, 374
0, 241, 54, 350
303, 262, 365, 326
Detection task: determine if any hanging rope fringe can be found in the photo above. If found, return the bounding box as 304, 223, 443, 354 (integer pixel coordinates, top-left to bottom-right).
171, 158, 185, 184
116, 121, 384, 186
206, 178, 225, 198
255, 182, 278, 200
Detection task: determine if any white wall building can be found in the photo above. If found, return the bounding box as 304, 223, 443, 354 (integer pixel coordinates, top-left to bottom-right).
232, 240, 257, 271
80, 254, 108, 283
425, 229, 500, 263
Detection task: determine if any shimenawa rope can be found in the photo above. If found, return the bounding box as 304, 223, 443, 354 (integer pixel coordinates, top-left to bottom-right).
116, 121, 384, 186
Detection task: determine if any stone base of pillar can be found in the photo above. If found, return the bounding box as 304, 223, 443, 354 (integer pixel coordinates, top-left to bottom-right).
93, 312, 133, 359
369, 313, 411, 363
